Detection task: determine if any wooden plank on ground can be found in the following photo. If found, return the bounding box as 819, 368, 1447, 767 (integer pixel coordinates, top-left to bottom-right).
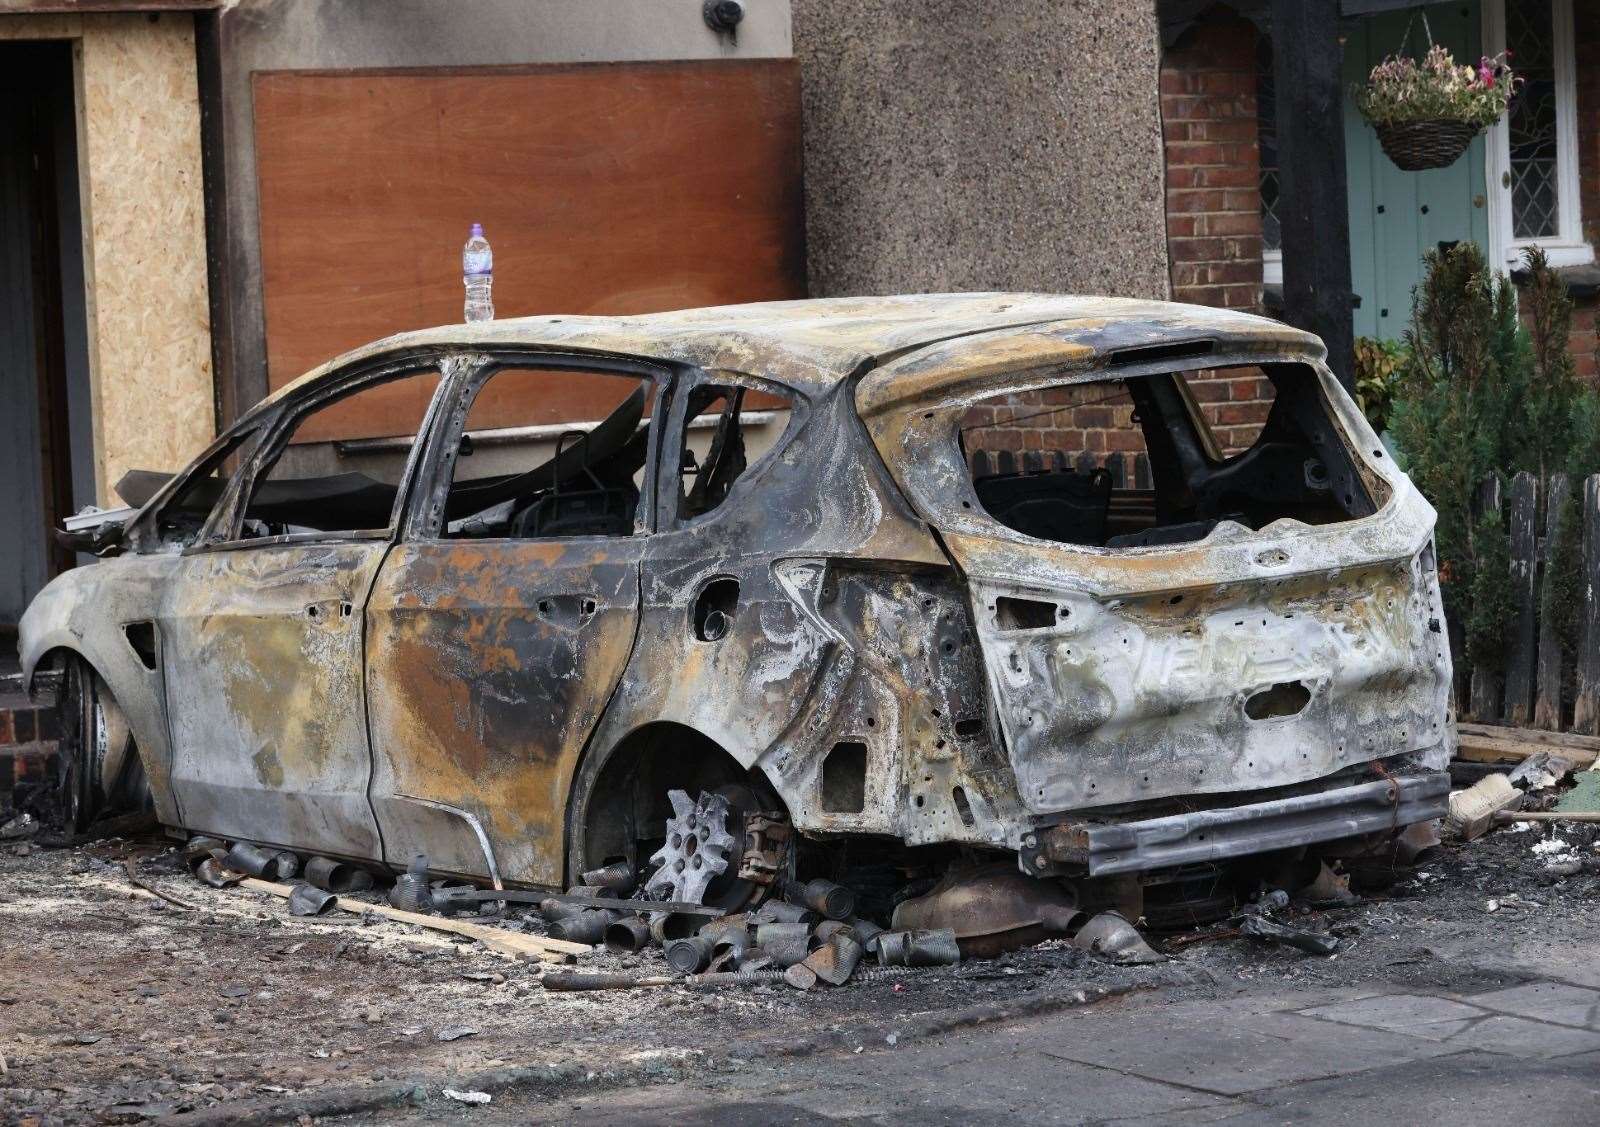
238, 878, 589, 962
1457, 721, 1600, 752
1535, 473, 1571, 729
1575, 475, 1600, 733
1504, 471, 1538, 725
1454, 731, 1597, 770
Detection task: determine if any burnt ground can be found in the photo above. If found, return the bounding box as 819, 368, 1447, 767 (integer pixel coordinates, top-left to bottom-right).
1, 822, 1597, 1125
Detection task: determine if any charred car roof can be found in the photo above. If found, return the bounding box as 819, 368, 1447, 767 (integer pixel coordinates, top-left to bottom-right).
261, 294, 1324, 411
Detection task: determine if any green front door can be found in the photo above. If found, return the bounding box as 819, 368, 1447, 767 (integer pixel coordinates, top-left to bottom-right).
1342, 2, 1490, 340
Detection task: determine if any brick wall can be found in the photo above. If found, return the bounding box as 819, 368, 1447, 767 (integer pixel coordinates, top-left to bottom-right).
968, 11, 1273, 484
1161, 12, 1265, 314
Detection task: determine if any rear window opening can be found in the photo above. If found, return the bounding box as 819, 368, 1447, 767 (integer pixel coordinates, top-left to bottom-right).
959, 363, 1382, 549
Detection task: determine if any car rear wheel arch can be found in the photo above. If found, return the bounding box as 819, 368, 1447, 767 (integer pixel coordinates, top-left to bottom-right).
563, 720, 784, 887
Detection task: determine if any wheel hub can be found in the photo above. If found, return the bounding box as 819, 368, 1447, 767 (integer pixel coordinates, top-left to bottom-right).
644, 789, 739, 905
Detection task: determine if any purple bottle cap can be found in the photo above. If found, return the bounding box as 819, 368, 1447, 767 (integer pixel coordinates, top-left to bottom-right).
469, 222, 484, 237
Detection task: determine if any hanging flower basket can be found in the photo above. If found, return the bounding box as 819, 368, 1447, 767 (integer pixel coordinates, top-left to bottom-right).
1353, 15, 1517, 173
1374, 118, 1484, 173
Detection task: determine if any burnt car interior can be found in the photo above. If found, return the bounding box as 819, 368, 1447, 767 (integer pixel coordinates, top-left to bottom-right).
442, 367, 654, 540
961, 362, 1384, 549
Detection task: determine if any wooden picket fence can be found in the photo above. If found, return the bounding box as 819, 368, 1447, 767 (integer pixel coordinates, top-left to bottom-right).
1458, 470, 1600, 735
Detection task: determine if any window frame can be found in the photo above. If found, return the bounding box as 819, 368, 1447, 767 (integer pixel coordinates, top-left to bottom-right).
1484, 0, 1592, 269
129, 424, 262, 554
402, 349, 677, 544
192, 352, 454, 553
658, 368, 807, 532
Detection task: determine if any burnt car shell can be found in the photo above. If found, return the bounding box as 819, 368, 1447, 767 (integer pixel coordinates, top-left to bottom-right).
18, 294, 1451, 890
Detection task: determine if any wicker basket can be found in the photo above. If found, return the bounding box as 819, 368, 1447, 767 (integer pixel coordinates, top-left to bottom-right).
1374, 118, 1481, 172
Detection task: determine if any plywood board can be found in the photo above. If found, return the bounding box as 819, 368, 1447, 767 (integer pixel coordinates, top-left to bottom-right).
253, 60, 805, 441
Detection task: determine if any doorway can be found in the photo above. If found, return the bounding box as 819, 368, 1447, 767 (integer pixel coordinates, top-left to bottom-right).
0, 41, 94, 651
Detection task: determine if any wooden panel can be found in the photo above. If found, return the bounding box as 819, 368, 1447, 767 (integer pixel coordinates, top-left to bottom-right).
253, 60, 805, 441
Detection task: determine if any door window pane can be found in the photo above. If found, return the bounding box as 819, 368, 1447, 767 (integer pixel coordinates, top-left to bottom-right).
1506, 0, 1559, 239
442, 366, 655, 539
239, 367, 441, 538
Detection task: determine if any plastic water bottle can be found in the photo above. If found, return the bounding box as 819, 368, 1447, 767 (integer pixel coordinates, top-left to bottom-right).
462, 222, 493, 322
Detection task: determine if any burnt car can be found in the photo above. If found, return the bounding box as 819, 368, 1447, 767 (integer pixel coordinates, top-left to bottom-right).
20, 295, 1451, 925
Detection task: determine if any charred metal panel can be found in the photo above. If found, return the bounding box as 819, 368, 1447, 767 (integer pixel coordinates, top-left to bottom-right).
364, 538, 643, 885
565, 380, 955, 872
160, 543, 385, 856
971, 553, 1451, 813
856, 316, 1453, 822
17, 555, 184, 825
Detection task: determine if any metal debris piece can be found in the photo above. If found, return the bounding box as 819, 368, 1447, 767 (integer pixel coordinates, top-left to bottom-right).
756, 922, 813, 968
786, 877, 855, 920
182, 836, 225, 872
1239, 913, 1339, 956
1070, 912, 1164, 965
222, 842, 279, 879
1508, 751, 1574, 792
439, 887, 722, 916
304, 856, 373, 893
388, 855, 434, 914
287, 881, 337, 916
751, 900, 814, 926
664, 936, 713, 974
645, 789, 737, 905
548, 909, 617, 945
891, 863, 1080, 958
649, 912, 701, 945
542, 971, 677, 992
737, 946, 773, 971
800, 932, 864, 985
580, 861, 637, 893
876, 928, 961, 967
783, 962, 818, 990
0, 813, 39, 840
1302, 862, 1356, 906
846, 917, 885, 952
603, 916, 652, 954
194, 855, 246, 888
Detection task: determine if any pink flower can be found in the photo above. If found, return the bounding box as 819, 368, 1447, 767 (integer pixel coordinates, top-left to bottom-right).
1478, 58, 1495, 87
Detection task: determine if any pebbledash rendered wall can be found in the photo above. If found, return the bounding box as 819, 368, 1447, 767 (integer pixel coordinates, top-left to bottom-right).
790, 0, 1170, 301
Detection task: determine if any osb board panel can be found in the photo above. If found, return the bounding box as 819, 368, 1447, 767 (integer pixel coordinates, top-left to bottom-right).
1, 13, 214, 502
253, 60, 806, 442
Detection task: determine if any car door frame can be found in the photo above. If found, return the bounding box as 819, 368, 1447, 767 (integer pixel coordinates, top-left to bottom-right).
362, 347, 678, 885
156, 348, 463, 858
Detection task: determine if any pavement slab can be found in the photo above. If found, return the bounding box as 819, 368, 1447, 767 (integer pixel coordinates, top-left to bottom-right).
1463, 981, 1600, 1030
1295, 992, 1489, 1040
1440, 1013, 1600, 1059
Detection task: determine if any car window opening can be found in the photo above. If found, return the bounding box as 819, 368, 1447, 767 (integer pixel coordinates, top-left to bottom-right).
443, 367, 654, 540
959, 363, 1383, 549
235, 367, 444, 539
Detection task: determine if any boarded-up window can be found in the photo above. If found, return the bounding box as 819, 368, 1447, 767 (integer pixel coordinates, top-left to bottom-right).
253, 60, 804, 441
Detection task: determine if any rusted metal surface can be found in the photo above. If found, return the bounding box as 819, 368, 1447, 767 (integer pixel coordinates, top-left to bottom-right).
17, 294, 1452, 894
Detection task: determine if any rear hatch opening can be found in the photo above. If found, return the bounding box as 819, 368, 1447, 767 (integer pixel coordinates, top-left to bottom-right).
959, 360, 1391, 551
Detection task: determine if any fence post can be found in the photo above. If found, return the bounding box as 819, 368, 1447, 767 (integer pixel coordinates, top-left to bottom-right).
1468, 476, 1504, 723
1574, 474, 1600, 734
1503, 471, 1539, 725
1534, 473, 1570, 730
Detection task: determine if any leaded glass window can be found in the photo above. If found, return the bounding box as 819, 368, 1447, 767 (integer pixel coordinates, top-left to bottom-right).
1506, 0, 1559, 239
1256, 35, 1280, 255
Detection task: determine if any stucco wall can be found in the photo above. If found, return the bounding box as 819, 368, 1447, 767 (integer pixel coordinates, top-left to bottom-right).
792, 0, 1170, 299
1, 13, 212, 503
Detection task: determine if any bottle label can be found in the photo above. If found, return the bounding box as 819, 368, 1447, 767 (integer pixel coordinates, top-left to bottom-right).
463, 251, 493, 276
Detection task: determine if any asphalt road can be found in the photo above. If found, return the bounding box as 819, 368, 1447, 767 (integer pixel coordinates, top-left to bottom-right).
400, 971, 1600, 1125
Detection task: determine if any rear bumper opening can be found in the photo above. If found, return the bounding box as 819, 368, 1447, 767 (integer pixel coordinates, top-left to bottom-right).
1021, 769, 1450, 877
